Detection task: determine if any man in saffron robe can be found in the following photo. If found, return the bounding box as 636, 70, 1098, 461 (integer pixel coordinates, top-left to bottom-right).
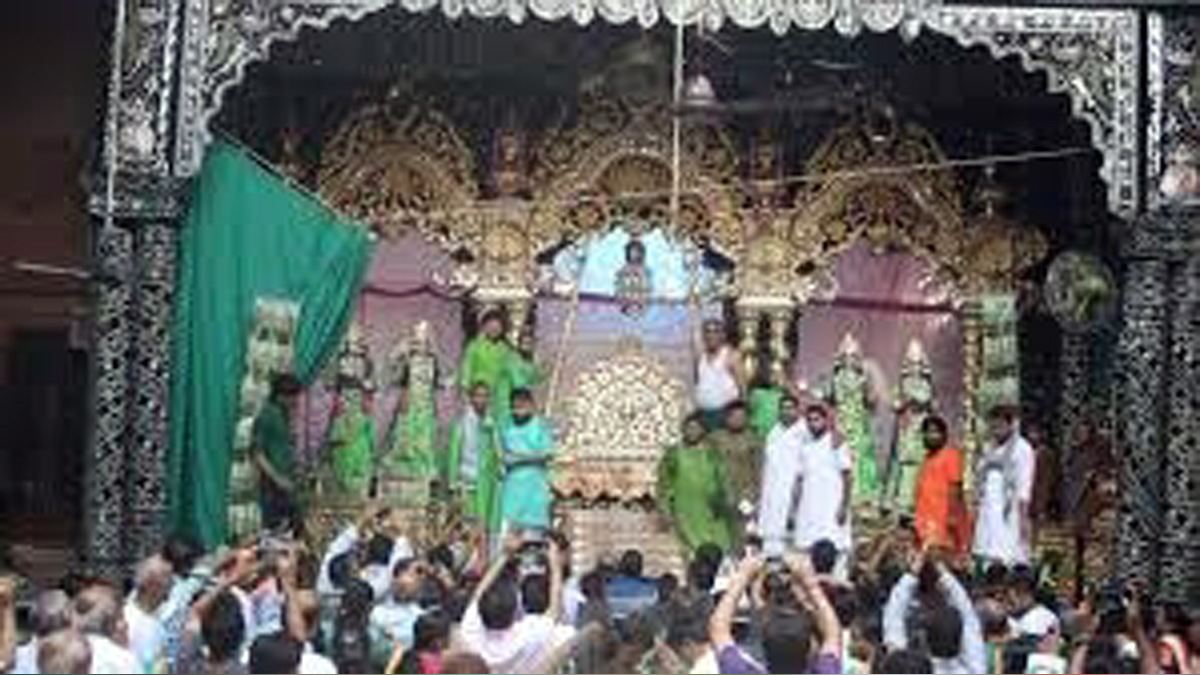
913, 415, 969, 556
657, 413, 733, 552
499, 388, 555, 534
447, 382, 502, 535
458, 310, 515, 423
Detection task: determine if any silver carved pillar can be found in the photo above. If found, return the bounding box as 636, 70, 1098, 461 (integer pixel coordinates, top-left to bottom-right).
1161, 219, 1200, 602
88, 0, 185, 573
1058, 330, 1090, 520
125, 222, 177, 564
1113, 254, 1169, 588
85, 226, 136, 579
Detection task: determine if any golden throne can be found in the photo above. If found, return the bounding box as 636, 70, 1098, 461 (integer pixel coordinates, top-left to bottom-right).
553, 337, 690, 576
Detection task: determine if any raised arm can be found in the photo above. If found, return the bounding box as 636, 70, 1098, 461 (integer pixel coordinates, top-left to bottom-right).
470, 534, 519, 608
785, 552, 842, 655
710, 554, 764, 647
882, 573, 918, 650
546, 537, 565, 623
1127, 590, 1163, 675
937, 563, 985, 674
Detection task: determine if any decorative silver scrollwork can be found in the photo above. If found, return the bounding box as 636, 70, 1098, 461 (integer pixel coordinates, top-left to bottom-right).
170, 0, 1138, 217
84, 226, 136, 579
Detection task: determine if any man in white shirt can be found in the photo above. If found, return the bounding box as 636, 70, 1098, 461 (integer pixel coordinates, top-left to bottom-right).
756, 393, 807, 558
369, 559, 425, 654
316, 506, 413, 597
794, 404, 852, 572
12, 590, 71, 674
883, 555, 985, 675
1007, 565, 1059, 639
72, 584, 142, 675
973, 406, 1036, 565
694, 319, 743, 430
458, 537, 574, 674
125, 555, 173, 674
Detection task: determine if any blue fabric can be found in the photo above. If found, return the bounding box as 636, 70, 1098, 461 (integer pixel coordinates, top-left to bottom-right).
500, 418, 553, 529
605, 576, 659, 619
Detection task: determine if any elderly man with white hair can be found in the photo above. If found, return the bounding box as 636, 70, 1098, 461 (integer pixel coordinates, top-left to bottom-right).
73, 584, 140, 674
126, 555, 173, 673
12, 589, 72, 674
36, 630, 92, 675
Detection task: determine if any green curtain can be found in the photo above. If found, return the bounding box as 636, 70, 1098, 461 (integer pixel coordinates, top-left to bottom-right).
167, 140, 374, 548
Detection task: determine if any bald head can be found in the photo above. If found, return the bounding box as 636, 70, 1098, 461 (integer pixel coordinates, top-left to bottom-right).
134, 554, 174, 610
73, 584, 125, 642
33, 589, 72, 637
38, 629, 92, 675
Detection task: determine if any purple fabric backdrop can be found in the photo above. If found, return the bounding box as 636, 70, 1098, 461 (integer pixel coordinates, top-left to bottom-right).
299, 234, 463, 465
298, 237, 963, 476
794, 243, 964, 462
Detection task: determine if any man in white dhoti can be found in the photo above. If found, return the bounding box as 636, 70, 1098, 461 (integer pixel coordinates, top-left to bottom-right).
756, 394, 806, 558
794, 404, 853, 574
973, 406, 1036, 565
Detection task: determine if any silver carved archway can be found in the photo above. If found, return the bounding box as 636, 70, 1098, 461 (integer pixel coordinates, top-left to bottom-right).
91, 0, 1200, 600
166, 1, 1140, 217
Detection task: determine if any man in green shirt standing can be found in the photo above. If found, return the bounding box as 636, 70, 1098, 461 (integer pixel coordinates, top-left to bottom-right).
458, 309, 516, 424
253, 373, 303, 531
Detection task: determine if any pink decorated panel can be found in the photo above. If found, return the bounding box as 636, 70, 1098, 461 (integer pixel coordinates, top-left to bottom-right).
297, 234, 463, 466
793, 243, 964, 461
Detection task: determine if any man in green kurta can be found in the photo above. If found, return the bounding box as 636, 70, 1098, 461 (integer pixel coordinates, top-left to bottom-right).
446, 382, 502, 535
497, 332, 542, 414
657, 413, 734, 553
459, 310, 516, 424
252, 374, 302, 531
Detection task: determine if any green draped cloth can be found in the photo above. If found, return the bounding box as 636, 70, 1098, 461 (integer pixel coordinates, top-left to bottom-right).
168, 140, 374, 548
326, 390, 375, 498
459, 336, 516, 423
446, 412, 502, 533
657, 442, 733, 552
749, 386, 784, 439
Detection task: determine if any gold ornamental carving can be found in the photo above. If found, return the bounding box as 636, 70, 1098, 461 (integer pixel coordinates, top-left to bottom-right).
317, 103, 478, 245
530, 84, 742, 256
554, 338, 688, 502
